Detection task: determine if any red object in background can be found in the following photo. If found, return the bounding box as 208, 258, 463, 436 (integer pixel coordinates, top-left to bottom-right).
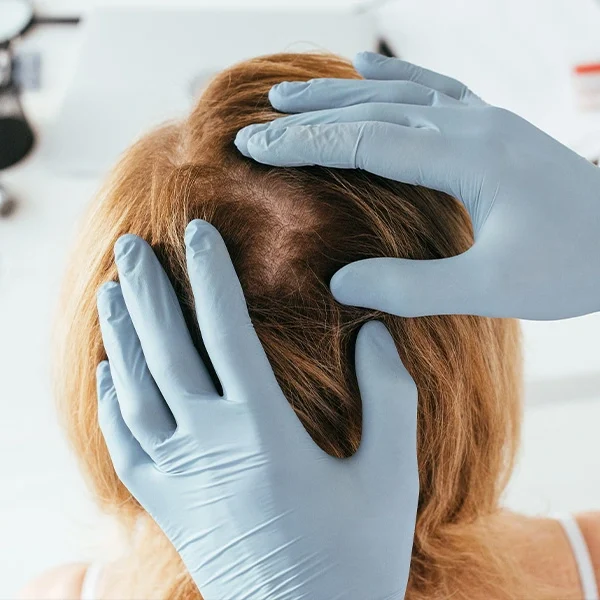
572, 61, 600, 111
574, 63, 600, 75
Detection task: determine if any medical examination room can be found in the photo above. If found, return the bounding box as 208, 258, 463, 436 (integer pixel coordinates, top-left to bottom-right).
2, 0, 600, 598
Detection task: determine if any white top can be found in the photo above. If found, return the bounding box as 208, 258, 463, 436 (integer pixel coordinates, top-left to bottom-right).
78, 516, 599, 600
557, 515, 599, 600
80, 563, 104, 600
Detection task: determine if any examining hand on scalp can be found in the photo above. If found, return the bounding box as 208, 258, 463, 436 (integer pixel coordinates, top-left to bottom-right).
237, 51, 600, 321
95, 223, 418, 600
27, 51, 600, 600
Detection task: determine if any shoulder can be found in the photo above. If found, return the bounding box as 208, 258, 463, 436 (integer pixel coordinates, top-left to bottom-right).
19, 563, 89, 600
575, 511, 600, 583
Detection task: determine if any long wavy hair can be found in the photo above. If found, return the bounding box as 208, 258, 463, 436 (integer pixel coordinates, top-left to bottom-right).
55, 52, 527, 599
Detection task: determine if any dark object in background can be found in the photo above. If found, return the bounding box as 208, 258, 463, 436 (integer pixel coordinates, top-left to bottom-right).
0, 183, 17, 217
376, 37, 398, 58
0, 88, 34, 169
0, 1, 80, 216
0, 40, 35, 169
0, 0, 38, 171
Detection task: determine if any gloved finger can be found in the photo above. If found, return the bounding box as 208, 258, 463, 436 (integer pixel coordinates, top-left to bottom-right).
184, 220, 278, 400
241, 122, 462, 196
331, 252, 485, 317
352, 321, 418, 489
269, 78, 463, 113
353, 51, 486, 107
97, 281, 176, 454
97, 360, 151, 479
115, 235, 217, 400
235, 102, 446, 154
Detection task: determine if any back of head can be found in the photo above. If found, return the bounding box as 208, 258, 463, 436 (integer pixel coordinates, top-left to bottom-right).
55, 53, 523, 599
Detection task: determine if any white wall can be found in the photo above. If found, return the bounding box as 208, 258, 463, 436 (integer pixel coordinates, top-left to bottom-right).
1, 1, 599, 596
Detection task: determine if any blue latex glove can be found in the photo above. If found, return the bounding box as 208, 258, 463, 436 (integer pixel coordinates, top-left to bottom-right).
235, 51, 600, 320
96, 219, 418, 600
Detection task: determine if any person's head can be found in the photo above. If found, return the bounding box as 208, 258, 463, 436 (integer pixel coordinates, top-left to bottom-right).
55, 52, 523, 599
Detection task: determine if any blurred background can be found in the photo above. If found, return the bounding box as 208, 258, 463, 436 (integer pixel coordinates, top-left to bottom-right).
1, 0, 600, 596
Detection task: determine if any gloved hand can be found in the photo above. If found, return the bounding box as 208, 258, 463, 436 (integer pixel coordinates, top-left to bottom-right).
235, 51, 600, 320
96, 219, 418, 600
